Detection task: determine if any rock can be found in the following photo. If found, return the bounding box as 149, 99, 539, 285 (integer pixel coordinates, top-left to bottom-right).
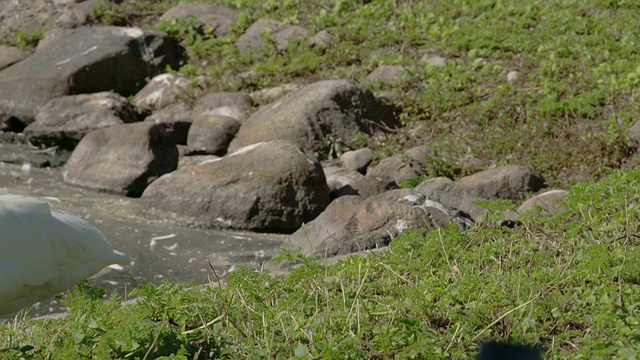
236, 19, 308, 55
324, 164, 398, 199
177, 154, 219, 169
133, 74, 190, 112
365, 65, 411, 85
69, 0, 97, 26
415, 176, 454, 193
287, 189, 463, 257
367, 154, 423, 186
349, 174, 399, 198
517, 189, 568, 214
404, 145, 436, 169
228, 79, 398, 154
455, 165, 546, 200
0, 140, 71, 168
24, 92, 138, 150
0, 26, 181, 126
63, 122, 178, 197
420, 54, 447, 67
272, 25, 309, 52
249, 83, 304, 105
192, 92, 253, 121
159, 3, 239, 37
141, 140, 330, 233
323, 165, 365, 198
628, 120, 640, 146
144, 103, 193, 145
35, 28, 73, 51
0, 0, 86, 41
0, 45, 27, 71
507, 71, 519, 83
310, 30, 333, 48
186, 114, 240, 155
340, 148, 373, 173
416, 177, 488, 221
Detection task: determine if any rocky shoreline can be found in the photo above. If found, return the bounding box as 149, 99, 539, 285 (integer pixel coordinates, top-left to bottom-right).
0, 0, 574, 316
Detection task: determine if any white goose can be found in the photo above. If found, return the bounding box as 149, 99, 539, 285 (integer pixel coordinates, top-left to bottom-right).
0, 192, 128, 315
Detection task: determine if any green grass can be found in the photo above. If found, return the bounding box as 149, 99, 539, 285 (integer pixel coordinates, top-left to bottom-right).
2, 0, 640, 358
3, 166, 640, 358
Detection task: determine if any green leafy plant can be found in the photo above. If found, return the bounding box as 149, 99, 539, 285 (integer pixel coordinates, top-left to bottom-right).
13, 29, 42, 50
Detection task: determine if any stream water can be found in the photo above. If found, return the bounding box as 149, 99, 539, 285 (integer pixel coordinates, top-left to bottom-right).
0, 160, 289, 318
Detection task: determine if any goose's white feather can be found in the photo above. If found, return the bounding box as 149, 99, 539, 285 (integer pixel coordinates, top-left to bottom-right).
0, 194, 128, 315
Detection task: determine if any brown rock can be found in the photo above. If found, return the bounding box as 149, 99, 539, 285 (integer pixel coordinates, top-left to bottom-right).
63, 122, 178, 196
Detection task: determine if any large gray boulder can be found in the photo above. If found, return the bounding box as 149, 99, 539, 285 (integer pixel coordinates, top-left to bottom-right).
228, 79, 398, 154
0, 26, 180, 127
0, 45, 27, 71
63, 122, 178, 197
141, 140, 330, 233
287, 189, 468, 257
24, 92, 138, 150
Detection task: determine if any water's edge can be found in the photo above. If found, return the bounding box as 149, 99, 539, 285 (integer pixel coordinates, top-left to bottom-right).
0, 162, 289, 318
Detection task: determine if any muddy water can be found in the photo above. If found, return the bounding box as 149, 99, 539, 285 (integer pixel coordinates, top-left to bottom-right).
0, 162, 289, 318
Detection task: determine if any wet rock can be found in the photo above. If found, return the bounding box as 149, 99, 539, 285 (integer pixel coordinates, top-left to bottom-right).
0, 141, 70, 168
141, 140, 330, 233
228, 79, 398, 154
455, 165, 545, 200
24, 92, 138, 150
0, 26, 181, 126
64, 122, 178, 197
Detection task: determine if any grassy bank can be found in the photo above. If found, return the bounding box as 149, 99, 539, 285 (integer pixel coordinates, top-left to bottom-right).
3, 166, 640, 358
2, 0, 640, 358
